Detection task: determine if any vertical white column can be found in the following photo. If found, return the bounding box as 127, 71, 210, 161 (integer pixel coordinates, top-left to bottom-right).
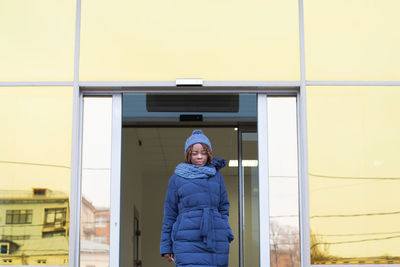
257, 94, 271, 267
298, 86, 311, 267
110, 94, 122, 267
71, 92, 83, 267
238, 129, 244, 267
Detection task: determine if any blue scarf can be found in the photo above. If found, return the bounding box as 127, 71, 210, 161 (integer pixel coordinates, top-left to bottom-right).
175, 158, 226, 179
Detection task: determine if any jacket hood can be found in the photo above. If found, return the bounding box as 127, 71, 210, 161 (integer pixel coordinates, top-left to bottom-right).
212, 157, 226, 171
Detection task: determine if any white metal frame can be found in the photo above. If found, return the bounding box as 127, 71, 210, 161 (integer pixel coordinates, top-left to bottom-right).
74, 93, 122, 267
258, 94, 271, 267
110, 94, 122, 267
258, 90, 306, 267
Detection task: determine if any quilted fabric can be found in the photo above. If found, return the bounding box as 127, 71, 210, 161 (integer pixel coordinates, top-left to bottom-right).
160, 158, 234, 267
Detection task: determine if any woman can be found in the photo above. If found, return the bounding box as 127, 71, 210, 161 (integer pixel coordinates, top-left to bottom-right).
160, 129, 234, 267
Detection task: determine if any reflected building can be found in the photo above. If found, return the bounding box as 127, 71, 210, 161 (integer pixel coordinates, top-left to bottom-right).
0, 188, 69, 265
80, 197, 110, 267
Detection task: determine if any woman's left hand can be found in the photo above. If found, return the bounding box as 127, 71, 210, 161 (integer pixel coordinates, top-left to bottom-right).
164, 253, 175, 262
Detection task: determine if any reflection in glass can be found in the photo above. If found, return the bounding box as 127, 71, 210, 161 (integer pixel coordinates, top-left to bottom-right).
242, 132, 260, 267
80, 97, 112, 267
0, 87, 73, 265
307, 86, 400, 264
267, 97, 300, 267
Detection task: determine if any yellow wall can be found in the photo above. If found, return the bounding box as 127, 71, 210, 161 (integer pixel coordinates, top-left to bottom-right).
0, 86, 73, 265
0, 87, 73, 185
304, 0, 400, 81
79, 0, 300, 81
306, 86, 400, 261
2, 0, 399, 82
0, 0, 76, 82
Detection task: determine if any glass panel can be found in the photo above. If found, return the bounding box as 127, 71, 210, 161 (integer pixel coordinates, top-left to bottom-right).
0, 0, 75, 81
307, 86, 400, 264
80, 0, 299, 81
80, 97, 112, 267
267, 97, 300, 267
0, 86, 73, 265
304, 0, 400, 81
242, 132, 260, 267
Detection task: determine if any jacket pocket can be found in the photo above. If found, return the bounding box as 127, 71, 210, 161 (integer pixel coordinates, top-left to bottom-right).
171, 222, 177, 242
225, 220, 234, 243
172, 214, 183, 241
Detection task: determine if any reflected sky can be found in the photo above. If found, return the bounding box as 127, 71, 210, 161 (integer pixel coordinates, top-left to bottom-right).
81, 97, 112, 208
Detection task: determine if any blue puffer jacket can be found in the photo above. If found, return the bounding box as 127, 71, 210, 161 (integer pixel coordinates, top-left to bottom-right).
160, 158, 234, 267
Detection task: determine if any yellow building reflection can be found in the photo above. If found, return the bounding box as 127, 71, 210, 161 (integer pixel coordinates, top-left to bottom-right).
0, 189, 69, 265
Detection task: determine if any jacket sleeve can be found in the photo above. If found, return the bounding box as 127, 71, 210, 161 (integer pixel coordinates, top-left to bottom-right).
218, 173, 234, 243
160, 175, 178, 255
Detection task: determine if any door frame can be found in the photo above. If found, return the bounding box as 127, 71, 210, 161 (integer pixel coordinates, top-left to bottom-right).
73, 87, 308, 267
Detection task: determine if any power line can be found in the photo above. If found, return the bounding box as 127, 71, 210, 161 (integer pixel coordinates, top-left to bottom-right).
310, 210, 400, 219
270, 231, 400, 238
311, 234, 400, 248
309, 172, 400, 181
316, 231, 400, 237
0, 160, 70, 169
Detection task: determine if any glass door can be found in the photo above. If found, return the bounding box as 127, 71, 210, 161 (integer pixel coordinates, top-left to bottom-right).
79, 94, 122, 267
238, 128, 260, 267
258, 94, 301, 267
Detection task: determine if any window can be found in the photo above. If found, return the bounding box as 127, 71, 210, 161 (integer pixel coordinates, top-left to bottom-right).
43, 207, 68, 238
6, 210, 33, 224
1, 244, 8, 254
80, 97, 112, 267
95, 216, 108, 228
33, 188, 47, 195
44, 208, 67, 227
93, 235, 107, 244
42, 229, 67, 238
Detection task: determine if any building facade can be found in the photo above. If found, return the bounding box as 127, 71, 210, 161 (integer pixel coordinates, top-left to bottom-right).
1, 0, 400, 267
0, 189, 69, 265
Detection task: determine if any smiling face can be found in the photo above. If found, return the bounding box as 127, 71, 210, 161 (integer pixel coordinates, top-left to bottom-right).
190, 143, 209, 167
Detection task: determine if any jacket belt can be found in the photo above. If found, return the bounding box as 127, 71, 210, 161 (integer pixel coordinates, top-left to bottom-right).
180, 207, 217, 249
180, 207, 217, 250
199, 207, 216, 250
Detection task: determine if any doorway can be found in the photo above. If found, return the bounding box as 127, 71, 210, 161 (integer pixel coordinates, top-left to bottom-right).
119, 92, 258, 267
78, 90, 301, 267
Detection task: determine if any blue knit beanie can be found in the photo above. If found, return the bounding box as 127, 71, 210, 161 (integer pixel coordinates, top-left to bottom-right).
185, 129, 212, 153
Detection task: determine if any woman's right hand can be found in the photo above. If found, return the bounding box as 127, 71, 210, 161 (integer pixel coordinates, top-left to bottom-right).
164, 253, 175, 262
